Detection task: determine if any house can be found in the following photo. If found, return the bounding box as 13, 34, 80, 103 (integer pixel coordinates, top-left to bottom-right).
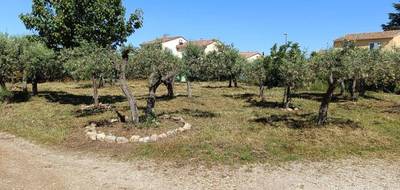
143, 35, 188, 58
334, 30, 400, 50
176, 39, 220, 54
240, 52, 262, 62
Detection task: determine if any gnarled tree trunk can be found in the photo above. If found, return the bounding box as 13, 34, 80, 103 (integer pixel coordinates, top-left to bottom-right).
350, 78, 357, 101
119, 55, 139, 124
228, 78, 233, 88
164, 78, 174, 98
145, 79, 162, 118
92, 75, 99, 107
317, 74, 337, 125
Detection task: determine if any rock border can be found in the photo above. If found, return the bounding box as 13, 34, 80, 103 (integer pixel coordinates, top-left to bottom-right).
84, 115, 192, 144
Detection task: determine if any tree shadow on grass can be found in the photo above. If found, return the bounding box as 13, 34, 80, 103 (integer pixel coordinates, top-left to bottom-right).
158, 108, 220, 118
292, 92, 347, 103
383, 104, 400, 114
222, 93, 257, 100
202, 85, 245, 89
246, 99, 282, 109
39, 91, 126, 105
249, 113, 361, 129
7, 91, 31, 103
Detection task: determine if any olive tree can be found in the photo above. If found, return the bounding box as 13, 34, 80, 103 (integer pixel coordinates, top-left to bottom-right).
182, 43, 205, 98
64, 42, 115, 107
19, 40, 55, 96
312, 48, 351, 125
213, 44, 245, 87
279, 43, 309, 108
0, 34, 13, 91
243, 57, 267, 100
130, 43, 181, 119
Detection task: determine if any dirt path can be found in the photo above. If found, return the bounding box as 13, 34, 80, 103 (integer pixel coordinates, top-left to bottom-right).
1, 132, 399, 190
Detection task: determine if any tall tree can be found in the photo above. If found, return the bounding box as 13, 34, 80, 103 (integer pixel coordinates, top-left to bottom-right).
382, 2, 400, 31
20, 0, 143, 49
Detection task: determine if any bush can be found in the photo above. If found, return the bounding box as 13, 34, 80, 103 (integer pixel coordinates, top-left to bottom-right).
0, 88, 12, 102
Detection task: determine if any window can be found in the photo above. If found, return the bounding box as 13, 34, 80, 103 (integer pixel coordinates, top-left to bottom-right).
369, 42, 381, 50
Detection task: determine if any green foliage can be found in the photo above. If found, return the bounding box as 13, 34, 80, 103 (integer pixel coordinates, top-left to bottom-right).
204, 43, 245, 81
0, 88, 12, 102
63, 42, 116, 81
18, 39, 56, 82
264, 43, 309, 88
181, 43, 206, 81
128, 43, 181, 80
243, 57, 265, 85
20, 0, 143, 49
0, 33, 14, 85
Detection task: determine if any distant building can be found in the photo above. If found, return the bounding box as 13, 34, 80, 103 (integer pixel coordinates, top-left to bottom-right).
143, 36, 188, 58
240, 52, 262, 62
334, 30, 400, 50
176, 39, 220, 54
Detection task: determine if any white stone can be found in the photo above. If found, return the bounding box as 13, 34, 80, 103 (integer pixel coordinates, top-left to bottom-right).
183, 123, 192, 130
150, 134, 158, 142
294, 108, 299, 111
158, 133, 167, 139
142, 136, 151, 143
105, 135, 116, 143
96, 133, 106, 141
138, 138, 145, 143
129, 135, 140, 142
86, 132, 97, 141
178, 127, 185, 132
110, 119, 119, 123
90, 123, 97, 127
116, 137, 129, 144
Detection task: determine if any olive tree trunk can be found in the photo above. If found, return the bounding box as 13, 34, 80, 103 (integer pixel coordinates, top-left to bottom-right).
259, 83, 265, 101
0, 78, 6, 91
229, 78, 232, 88
164, 78, 174, 98
187, 81, 192, 98
32, 77, 38, 96
233, 78, 238, 88
283, 86, 291, 108
350, 78, 357, 101
22, 70, 28, 94
119, 55, 139, 124
145, 80, 161, 118
339, 80, 346, 96
317, 74, 337, 125
92, 75, 99, 107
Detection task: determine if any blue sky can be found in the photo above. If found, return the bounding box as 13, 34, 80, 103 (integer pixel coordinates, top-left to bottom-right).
0, 0, 397, 53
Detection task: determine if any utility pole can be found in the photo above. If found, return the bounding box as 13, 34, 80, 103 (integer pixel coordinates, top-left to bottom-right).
284, 33, 288, 45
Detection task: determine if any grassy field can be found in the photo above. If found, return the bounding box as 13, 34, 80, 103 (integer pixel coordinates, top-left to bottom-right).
1, 80, 400, 165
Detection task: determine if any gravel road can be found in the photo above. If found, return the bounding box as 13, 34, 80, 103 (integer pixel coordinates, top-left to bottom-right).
1, 132, 399, 190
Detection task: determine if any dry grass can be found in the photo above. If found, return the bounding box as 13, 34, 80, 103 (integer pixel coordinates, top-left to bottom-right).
1, 80, 400, 165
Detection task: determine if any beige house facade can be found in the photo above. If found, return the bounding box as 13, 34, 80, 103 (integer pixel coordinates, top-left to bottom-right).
334, 30, 400, 50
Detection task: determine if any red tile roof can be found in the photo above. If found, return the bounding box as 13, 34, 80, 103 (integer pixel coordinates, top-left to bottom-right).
334, 30, 400, 42
240, 52, 261, 59
176, 39, 216, 51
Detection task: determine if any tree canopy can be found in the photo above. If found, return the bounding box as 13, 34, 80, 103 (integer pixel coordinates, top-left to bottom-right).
20, 0, 143, 49
382, 2, 400, 31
